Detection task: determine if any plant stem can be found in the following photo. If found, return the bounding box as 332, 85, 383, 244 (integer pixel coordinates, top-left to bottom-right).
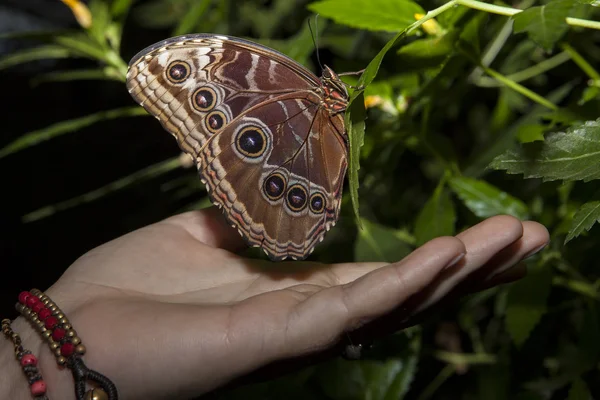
566, 17, 600, 31
406, 1, 459, 35
560, 43, 600, 81
483, 67, 558, 110
553, 277, 600, 300
475, 51, 571, 88
434, 351, 497, 364
417, 364, 455, 400
456, 0, 521, 16
407, 0, 600, 38
407, 0, 522, 37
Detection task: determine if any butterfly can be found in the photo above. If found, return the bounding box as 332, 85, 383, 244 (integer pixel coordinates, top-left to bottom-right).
126, 34, 349, 261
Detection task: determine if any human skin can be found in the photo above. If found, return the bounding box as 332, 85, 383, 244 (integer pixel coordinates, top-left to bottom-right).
0, 208, 549, 399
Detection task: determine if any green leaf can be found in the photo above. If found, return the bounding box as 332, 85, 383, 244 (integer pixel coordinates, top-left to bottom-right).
567, 378, 592, 400
381, 331, 420, 400
396, 30, 460, 69
54, 33, 108, 60
465, 81, 575, 178
317, 330, 420, 400
23, 157, 182, 222
516, 124, 546, 143
134, 0, 190, 28
449, 176, 530, 220
414, 183, 456, 246
489, 118, 600, 182
173, 0, 211, 36
564, 200, 600, 243
505, 269, 552, 348
346, 93, 366, 227
512, 0, 576, 51
308, 0, 424, 32
354, 218, 412, 262
88, 0, 112, 44
111, 0, 135, 18
0, 107, 148, 159
579, 86, 600, 105
344, 26, 416, 223
0, 46, 74, 71
259, 18, 327, 68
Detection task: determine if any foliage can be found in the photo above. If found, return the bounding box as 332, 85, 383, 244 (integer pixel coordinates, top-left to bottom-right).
3, 0, 600, 399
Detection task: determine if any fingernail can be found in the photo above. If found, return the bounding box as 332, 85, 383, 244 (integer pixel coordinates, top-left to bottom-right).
523, 242, 549, 260
444, 253, 465, 269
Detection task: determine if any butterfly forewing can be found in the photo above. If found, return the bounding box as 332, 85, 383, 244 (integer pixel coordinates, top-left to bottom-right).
126, 34, 348, 261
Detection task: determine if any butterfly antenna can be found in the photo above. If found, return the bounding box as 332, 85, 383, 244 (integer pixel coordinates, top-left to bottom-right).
308, 14, 324, 72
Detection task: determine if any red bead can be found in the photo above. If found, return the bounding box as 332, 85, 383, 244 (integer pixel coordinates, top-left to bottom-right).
26, 295, 39, 308
20, 354, 37, 367
30, 380, 46, 396
38, 308, 51, 320
60, 342, 75, 357
52, 328, 66, 341
32, 302, 44, 313
44, 316, 58, 330
18, 291, 31, 305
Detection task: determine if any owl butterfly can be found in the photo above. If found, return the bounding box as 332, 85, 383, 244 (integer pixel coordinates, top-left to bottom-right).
126, 34, 349, 261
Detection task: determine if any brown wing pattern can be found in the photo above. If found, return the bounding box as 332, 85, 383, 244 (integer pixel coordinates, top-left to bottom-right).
126, 34, 348, 260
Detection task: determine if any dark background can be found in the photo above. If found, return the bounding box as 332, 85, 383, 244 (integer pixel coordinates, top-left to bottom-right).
0, 0, 195, 318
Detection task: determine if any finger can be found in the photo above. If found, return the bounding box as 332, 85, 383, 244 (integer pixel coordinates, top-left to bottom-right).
163, 207, 247, 252
457, 220, 549, 288
327, 218, 542, 286
278, 236, 466, 356
397, 219, 548, 328
402, 215, 524, 317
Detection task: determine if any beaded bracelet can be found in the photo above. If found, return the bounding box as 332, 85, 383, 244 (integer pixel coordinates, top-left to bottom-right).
16, 289, 119, 400
1, 319, 48, 399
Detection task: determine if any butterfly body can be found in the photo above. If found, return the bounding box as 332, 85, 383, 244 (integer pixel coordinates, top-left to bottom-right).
126, 34, 348, 261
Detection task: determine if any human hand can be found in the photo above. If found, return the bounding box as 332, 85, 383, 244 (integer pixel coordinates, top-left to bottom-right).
7, 208, 549, 399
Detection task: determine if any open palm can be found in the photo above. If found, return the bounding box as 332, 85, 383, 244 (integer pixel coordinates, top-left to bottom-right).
13, 207, 548, 400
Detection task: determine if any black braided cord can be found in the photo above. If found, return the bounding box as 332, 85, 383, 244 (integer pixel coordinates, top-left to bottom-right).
70, 357, 119, 400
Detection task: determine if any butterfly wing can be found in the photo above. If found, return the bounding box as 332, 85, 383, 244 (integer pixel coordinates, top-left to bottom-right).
126, 34, 348, 260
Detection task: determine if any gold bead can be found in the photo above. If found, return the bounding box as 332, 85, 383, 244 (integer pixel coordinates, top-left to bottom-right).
42, 299, 50, 305
56, 313, 65, 320
23, 308, 32, 316
42, 331, 51, 339
75, 344, 86, 354
11, 332, 18, 340
84, 388, 108, 400
67, 330, 75, 338
50, 342, 59, 350
1, 318, 10, 324
71, 336, 81, 345
57, 356, 67, 365
49, 305, 58, 313
30, 289, 41, 295
55, 348, 62, 357
15, 303, 24, 312
63, 324, 72, 331
59, 317, 68, 324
